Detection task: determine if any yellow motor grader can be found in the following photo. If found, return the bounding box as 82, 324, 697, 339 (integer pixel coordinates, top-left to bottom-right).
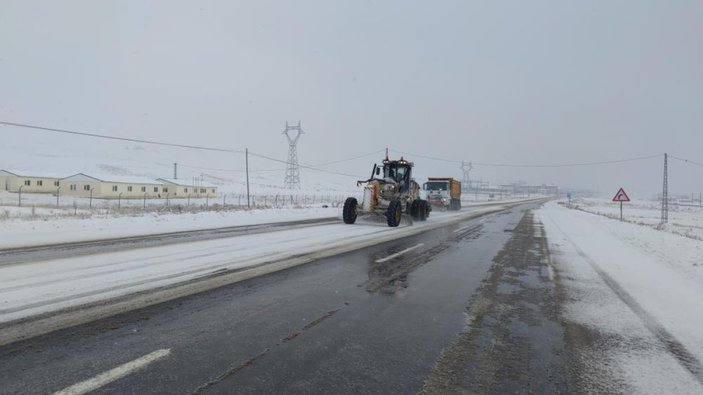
343, 154, 430, 227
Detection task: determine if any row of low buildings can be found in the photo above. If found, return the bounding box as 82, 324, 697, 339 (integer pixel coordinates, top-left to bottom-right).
497, 182, 560, 197
0, 170, 218, 199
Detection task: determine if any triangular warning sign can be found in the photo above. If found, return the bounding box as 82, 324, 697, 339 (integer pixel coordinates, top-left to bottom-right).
612, 187, 630, 202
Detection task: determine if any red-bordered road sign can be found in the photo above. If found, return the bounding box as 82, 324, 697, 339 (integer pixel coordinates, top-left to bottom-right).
612, 188, 630, 202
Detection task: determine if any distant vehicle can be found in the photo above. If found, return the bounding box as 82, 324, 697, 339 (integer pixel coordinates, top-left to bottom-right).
423, 177, 461, 211
343, 154, 429, 227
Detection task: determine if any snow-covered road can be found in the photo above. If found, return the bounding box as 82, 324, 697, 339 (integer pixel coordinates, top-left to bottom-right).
0, 198, 535, 249
0, 207, 339, 249
0, 204, 514, 335
538, 202, 703, 393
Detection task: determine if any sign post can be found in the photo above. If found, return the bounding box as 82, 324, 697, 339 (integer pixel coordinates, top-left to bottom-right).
612, 187, 630, 221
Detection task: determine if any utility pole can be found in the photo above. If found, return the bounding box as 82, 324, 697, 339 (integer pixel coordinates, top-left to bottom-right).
245, 148, 251, 209
174, 163, 178, 180
283, 121, 304, 189
661, 153, 668, 224
461, 161, 473, 193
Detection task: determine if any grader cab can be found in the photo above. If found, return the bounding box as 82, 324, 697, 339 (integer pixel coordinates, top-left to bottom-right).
342, 155, 430, 227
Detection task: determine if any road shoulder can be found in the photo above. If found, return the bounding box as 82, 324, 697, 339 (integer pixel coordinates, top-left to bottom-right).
420, 209, 569, 393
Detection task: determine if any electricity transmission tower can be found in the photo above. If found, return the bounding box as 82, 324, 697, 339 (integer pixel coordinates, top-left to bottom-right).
661, 153, 668, 224
461, 161, 473, 192
283, 121, 304, 189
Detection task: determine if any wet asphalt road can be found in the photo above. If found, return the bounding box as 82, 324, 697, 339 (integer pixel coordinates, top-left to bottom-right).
0, 202, 564, 394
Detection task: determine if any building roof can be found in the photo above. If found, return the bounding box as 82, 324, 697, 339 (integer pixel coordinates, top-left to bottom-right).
62, 173, 165, 185
98, 175, 165, 185
156, 178, 217, 188
61, 173, 102, 182
2, 170, 217, 187
0, 169, 69, 179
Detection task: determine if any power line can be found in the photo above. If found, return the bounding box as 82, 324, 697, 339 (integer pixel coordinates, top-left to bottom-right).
311, 149, 386, 167
473, 154, 663, 168
3, 119, 672, 171
248, 151, 366, 178
390, 148, 662, 168
172, 150, 385, 173
176, 163, 284, 173
0, 120, 242, 153
670, 155, 703, 168
388, 149, 462, 164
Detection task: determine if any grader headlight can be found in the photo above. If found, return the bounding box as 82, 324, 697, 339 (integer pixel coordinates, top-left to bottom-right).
379, 183, 397, 199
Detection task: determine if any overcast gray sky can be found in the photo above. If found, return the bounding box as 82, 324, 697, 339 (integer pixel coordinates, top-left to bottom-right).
1, 0, 701, 197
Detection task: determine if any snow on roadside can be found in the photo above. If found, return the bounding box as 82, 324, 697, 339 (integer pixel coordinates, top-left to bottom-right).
537, 201, 703, 394
570, 197, 703, 241
0, 207, 339, 249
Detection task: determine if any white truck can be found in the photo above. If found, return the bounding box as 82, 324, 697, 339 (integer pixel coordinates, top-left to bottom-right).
423, 177, 462, 211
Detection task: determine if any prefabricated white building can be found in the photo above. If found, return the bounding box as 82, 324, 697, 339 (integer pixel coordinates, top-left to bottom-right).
0, 170, 61, 193
156, 178, 218, 198
61, 174, 169, 199
2, 171, 219, 199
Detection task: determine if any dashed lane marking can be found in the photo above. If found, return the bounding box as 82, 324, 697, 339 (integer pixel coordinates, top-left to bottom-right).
375, 243, 424, 263
53, 348, 171, 395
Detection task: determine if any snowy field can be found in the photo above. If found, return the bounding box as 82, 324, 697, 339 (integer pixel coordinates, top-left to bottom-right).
0, 189, 521, 220
0, 190, 349, 216
568, 197, 703, 240
538, 201, 703, 394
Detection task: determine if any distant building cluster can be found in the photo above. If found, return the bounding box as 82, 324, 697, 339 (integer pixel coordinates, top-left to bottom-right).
498, 182, 560, 197
0, 170, 218, 199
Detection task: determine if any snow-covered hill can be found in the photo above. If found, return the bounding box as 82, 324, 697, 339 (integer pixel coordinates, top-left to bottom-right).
1, 127, 363, 195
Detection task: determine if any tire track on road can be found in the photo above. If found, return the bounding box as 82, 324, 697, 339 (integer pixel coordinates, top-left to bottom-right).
190, 307, 344, 394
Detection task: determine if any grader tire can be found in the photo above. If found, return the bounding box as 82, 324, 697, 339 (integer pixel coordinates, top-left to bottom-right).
343, 197, 358, 224
418, 201, 425, 221
421, 200, 430, 220
386, 199, 402, 227
410, 199, 421, 220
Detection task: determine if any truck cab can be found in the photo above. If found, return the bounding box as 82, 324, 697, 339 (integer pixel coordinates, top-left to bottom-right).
423, 177, 461, 211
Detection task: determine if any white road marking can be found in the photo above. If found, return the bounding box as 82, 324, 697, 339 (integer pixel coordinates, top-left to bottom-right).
453, 226, 470, 233
375, 243, 424, 263
53, 348, 171, 395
